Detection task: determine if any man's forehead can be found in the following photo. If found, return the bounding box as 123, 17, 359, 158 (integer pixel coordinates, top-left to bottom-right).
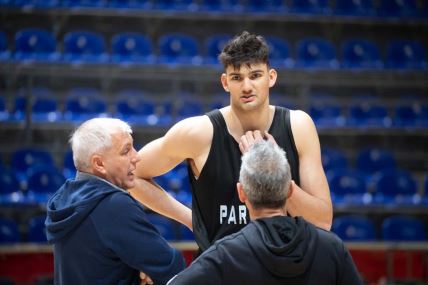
226, 63, 268, 74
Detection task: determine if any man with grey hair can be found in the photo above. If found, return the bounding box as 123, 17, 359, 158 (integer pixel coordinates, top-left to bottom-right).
45, 118, 185, 285
168, 140, 362, 285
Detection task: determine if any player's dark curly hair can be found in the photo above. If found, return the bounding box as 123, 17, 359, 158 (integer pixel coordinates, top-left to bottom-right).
218, 31, 269, 70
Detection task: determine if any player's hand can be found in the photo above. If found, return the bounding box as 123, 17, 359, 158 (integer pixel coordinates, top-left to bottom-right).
140, 272, 153, 285
239, 130, 277, 154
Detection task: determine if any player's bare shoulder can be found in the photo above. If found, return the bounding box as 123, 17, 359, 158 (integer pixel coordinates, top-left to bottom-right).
289, 109, 316, 132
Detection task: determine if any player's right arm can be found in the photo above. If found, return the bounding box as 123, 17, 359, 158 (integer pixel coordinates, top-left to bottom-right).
129, 115, 213, 229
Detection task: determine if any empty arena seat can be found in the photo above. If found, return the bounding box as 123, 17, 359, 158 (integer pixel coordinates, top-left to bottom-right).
158, 33, 202, 65
328, 169, 369, 205
378, 0, 420, 18
27, 87, 62, 122
373, 169, 418, 205
63, 30, 108, 63
382, 215, 426, 241
28, 215, 48, 243
13, 0, 59, 8
111, 32, 155, 65
291, 0, 331, 14
295, 37, 339, 69
265, 36, 293, 69
0, 31, 10, 61
310, 101, 345, 128
175, 98, 203, 121
154, 0, 198, 11
394, 102, 428, 128
199, 0, 242, 12
246, 0, 287, 13
0, 218, 20, 243
321, 147, 348, 173
348, 103, 392, 127
26, 166, 65, 204
0, 96, 9, 121
11, 147, 55, 183
341, 39, 383, 69
334, 0, 376, 16
14, 28, 60, 62
63, 150, 76, 180
356, 147, 396, 174
63, 87, 108, 122
386, 40, 427, 69
108, 0, 152, 9
203, 34, 232, 65
332, 215, 376, 241
0, 168, 26, 205
115, 90, 157, 125
61, 0, 106, 7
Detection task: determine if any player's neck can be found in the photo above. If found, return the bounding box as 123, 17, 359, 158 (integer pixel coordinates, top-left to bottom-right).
227, 104, 274, 136
250, 207, 287, 220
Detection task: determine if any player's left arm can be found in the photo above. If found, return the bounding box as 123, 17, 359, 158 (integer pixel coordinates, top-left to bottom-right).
287, 110, 333, 231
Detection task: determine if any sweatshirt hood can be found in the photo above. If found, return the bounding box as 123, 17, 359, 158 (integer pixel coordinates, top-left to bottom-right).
45, 172, 120, 243
243, 216, 317, 278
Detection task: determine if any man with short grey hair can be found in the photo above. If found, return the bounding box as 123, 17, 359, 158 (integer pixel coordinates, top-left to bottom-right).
168, 140, 362, 285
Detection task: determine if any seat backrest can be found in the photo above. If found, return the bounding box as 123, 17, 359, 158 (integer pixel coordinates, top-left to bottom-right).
12, 147, 54, 174
329, 169, 367, 196
64, 30, 106, 55
375, 169, 417, 196
292, 0, 330, 12
0, 168, 20, 194
204, 34, 231, 63
265, 36, 292, 67
386, 40, 426, 68
321, 147, 348, 172
297, 37, 337, 66
382, 215, 426, 241
342, 39, 381, 64
0, 31, 8, 53
332, 215, 376, 241
0, 218, 20, 243
335, 0, 374, 15
14, 28, 56, 54
27, 166, 66, 194
65, 87, 106, 114
379, 0, 419, 17
111, 32, 152, 57
63, 149, 76, 179
159, 33, 199, 58
356, 148, 396, 174
28, 215, 48, 243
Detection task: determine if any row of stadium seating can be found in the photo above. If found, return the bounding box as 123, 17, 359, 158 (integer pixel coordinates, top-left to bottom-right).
1, 0, 428, 19
1, 29, 427, 69
1, 214, 426, 243
1, 88, 427, 128
1, 146, 427, 206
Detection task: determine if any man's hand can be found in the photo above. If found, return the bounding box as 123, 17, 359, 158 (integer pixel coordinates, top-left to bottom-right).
239, 130, 277, 154
140, 272, 153, 285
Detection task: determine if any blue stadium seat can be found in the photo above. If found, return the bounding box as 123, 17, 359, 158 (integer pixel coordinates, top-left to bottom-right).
28, 215, 48, 243
385, 40, 427, 70
63, 87, 108, 123
382, 215, 426, 241
199, 0, 242, 12
341, 39, 383, 69
63, 30, 108, 64
378, 0, 420, 18
328, 169, 369, 205
0, 96, 9, 121
108, 0, 152, 9
203, 34, 231, 65
13, 0, 59, 8
310, 101, 345, 128
356, 147, 396, 175
175, 98, 203, 121
11, 147, 55, 184
265, 36, 293, 69
246, 0, 287, 13
28, 87, 62, 122
0, 218, 20, 243
321, 147, 348, 174
14, 28, 60, 62
348, 103, 392, 128
115, 90, 157, 126
394, 103, 428, 128
179, 224, 194, 240
158, 33, 202, 66
26, 166, 65, 204
154, 0, 198, 11
334, 0, 376, 16
61, 0, 106, 7
0, 168, 26, 205
145, 213, 176, 240
0, 31, 10, 61
291, 0, 331, 14
10, 95, 26, 121
111, 32, 155, 65
373, 169, 418, 205
296, 37, 339, 69
63, 150, 76, 180
332, 215, 376, 241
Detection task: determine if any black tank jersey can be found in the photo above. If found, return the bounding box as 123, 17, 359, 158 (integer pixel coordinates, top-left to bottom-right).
188, 106, 300, 252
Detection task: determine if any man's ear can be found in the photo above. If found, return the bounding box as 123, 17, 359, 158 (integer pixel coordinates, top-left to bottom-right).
237, 182, 247, 203
221, 73, 229, 92
287, 180, 294, 199
92, 154, 106, 174
268, 68, 277, 88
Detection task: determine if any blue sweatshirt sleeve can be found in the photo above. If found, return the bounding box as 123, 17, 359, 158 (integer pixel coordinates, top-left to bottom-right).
93, 192, 185, 285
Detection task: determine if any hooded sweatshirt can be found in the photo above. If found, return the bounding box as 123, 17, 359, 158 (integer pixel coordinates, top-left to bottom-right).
46, 172, 185, 285
167, 216, 362, 285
